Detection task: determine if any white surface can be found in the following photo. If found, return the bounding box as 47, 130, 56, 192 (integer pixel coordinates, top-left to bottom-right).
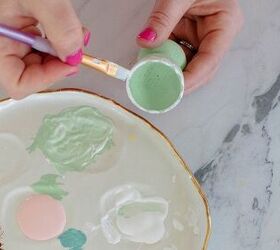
0, 0, 280, 249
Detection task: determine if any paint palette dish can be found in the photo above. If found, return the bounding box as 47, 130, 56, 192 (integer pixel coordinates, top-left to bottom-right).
0, 89, 211, 250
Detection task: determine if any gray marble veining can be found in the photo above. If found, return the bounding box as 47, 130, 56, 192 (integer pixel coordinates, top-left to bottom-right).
196, 73, 280, 249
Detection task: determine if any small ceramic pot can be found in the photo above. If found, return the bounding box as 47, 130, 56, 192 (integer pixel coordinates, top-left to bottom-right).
126, 40, 187, 114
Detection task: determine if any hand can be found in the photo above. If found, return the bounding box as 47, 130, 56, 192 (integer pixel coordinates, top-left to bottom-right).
0, 0, 89, 99
137, 0, 243, 94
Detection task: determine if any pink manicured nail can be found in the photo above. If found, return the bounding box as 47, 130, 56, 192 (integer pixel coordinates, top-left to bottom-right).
65, 49, 83, 66
84, 31, 91, 47
137, 28, 157, 42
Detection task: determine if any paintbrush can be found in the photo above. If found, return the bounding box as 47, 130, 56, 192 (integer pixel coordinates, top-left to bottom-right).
0, 24, 130, 81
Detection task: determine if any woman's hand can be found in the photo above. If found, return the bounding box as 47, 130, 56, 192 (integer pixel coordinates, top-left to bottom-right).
137, 0, 243, 94
0, 0, 88, 99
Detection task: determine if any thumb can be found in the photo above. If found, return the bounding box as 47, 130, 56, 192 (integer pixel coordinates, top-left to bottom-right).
137, 0, 194, 48
23, 0, 84, 65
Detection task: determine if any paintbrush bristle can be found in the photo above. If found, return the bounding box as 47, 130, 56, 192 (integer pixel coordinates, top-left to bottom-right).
115, 65, 130, 82
82, 54, 130, 82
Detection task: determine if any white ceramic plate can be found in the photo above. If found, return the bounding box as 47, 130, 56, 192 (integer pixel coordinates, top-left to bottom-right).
0, 89, 211, 250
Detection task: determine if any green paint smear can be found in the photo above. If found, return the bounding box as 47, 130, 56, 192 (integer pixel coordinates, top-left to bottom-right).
118, 201, 166, 219
58, 228, 87, 250
29, 106, 114, 173
129, 62, 182, 111
31, 174, 68, 200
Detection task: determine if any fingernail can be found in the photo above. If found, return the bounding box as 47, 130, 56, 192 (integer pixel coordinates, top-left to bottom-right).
65, 49, 83, 66
137, 27, 157, 42
84, 31, 91, 47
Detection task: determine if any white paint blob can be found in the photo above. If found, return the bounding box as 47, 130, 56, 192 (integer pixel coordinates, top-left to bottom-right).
100, 185, 169, 245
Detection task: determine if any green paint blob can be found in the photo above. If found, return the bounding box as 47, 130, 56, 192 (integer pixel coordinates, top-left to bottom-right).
118, 201, 166, 218
58, 228, 87, 250
128, 62, 183, 112
31, 174, 68, 200
29, 106, 114, 173
138, 39, 187, 70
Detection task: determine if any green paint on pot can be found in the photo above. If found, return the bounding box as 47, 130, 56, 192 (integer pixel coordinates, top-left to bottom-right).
138, 39, 187, 70
58, 228, 87, 250
29, 106, 114, 173
128, 62, 183, 112
31, 174, 68, 200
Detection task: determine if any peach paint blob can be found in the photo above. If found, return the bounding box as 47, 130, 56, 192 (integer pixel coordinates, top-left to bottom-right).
17, 194, 66, 241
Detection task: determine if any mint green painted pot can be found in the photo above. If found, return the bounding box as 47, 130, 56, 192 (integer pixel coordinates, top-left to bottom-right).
127, 40, 187, 114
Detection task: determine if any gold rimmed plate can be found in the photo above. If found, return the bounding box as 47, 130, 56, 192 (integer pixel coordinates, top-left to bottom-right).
0, 89, 211, 250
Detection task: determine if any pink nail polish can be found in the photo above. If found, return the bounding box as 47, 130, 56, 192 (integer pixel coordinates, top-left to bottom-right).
84, 31, 91, 47
137, 28, 157, 42
65, 49, 83, 66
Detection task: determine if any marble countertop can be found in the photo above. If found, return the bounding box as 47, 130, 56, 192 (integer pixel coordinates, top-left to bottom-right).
1, 0, 280, 249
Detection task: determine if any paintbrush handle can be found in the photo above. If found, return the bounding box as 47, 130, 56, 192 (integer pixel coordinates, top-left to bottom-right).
0, 24, 57, 56
82, 55, 118, 76
0, 23, 129, 81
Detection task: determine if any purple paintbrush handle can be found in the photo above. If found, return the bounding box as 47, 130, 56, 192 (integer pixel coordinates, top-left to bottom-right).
0, 24, 57, 56
0, 24, 35, 45
32, 36, 57, 56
